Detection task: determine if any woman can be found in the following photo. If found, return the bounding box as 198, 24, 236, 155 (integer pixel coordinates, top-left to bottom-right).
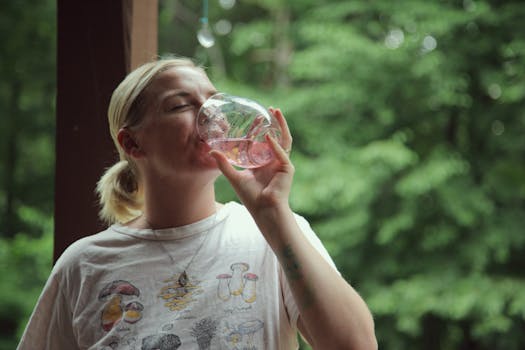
18, 58, 377, 349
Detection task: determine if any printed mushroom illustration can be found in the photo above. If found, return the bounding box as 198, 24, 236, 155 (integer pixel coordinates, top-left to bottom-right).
141, 333, 181, 350
99, 280, 140, 300
101, 295, 123, 332
238, 319, 264, 346
124, 301, 144, 324
229, 263, 249, 296
99, 280, 140, 332
241, 273, 258, 303
158, 273, 203, 312
190, 317, 219, 350
226, 319, 264, 347
216, 274, 232, 301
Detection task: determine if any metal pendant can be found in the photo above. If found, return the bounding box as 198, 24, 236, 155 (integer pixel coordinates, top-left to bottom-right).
178, 270, 189, 287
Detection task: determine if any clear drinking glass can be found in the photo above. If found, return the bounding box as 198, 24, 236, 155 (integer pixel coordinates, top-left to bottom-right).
196, 93, 282, 168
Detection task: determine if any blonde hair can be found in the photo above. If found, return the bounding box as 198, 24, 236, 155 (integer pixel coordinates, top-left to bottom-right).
96, 57, 198, 224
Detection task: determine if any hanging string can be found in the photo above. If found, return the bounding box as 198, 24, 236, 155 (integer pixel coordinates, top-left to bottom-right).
197, 0, 215, 48
202, 0, 209, 23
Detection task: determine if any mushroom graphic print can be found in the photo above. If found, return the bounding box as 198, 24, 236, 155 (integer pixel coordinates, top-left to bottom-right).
224, 319, 264, 349
158, 272, 203, 312
141, 333, 181, 350
98, 280, 144, 331
190, 317, 219, 349
229, 263, 249, 296
242, 273, 258, 303
216, 274, 232, 301
216, 263, 259, 304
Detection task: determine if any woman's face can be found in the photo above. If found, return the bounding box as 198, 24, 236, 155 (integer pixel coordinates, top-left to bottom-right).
131, 66, 220, 179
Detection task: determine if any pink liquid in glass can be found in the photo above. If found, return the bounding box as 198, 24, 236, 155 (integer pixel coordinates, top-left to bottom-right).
209, 138, 274, 168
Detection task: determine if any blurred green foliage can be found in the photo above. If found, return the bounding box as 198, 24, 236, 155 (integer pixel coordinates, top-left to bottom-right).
2, 0, 525, 349
164, 0, 525, 348
0, 0, 56, 348
0, 228, 52, 349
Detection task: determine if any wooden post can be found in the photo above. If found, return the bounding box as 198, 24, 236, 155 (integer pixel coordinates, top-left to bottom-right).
55, 0, 157, 262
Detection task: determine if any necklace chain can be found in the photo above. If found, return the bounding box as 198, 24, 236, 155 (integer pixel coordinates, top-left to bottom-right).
147, 213, 218, 287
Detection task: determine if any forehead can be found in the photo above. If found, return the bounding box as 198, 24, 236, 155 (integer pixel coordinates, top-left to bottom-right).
148, 66, 214, 98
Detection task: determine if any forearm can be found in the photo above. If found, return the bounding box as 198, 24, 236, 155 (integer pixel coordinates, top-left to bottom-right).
252, 204, 377, 350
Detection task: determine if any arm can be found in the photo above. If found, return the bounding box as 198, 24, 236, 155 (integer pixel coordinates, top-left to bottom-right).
17, 274, 79, 350
257, 204, 376, 350
210, 108, 377, 350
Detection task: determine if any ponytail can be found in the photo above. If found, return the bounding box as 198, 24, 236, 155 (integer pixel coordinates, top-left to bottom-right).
96, 160, 143, 224
97, 57, 197, 224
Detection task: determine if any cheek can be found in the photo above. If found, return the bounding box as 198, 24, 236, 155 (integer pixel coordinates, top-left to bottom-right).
137, 112, 197, 150
157, 118, 195, 146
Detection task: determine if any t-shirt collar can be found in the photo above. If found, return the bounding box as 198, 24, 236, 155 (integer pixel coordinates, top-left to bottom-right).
110, 202, 233, 241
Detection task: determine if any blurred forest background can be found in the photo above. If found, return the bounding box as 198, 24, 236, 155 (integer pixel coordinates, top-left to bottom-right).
1, 0, 525, 349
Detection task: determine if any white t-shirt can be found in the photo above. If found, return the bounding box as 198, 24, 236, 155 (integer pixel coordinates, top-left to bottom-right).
17, 202, 337, 350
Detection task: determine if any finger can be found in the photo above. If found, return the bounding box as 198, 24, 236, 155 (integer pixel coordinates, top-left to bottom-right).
246, 115, 265, 138
209, 150, 242, 182
269, 108, 292, 151
266, 134, 290, 164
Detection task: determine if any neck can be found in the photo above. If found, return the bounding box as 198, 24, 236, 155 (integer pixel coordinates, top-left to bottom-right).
140, 174, 219, 229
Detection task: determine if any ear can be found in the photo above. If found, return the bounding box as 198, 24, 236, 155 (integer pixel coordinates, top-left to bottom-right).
117, 128, 144, 158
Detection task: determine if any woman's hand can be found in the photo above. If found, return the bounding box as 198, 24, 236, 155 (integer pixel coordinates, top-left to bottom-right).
209, 108, 294, 214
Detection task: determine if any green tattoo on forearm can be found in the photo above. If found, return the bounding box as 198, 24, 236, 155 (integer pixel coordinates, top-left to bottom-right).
281, 244, 315, 309
282, 244, 302, 280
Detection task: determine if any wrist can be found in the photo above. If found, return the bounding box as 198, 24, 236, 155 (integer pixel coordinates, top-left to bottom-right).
251, 200, 292, 225
250, 203, 296, 248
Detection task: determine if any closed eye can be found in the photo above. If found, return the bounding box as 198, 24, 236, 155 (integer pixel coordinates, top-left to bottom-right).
169, 104, 193, 112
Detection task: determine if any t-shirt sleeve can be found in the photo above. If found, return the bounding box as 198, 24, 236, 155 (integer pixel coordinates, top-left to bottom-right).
17, 270, 79, 349
279, 214, 340, 329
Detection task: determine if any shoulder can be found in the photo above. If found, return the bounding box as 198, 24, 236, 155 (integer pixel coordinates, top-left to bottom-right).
222, 201, 255, 223
223, 201, 317, 240
223, 201, 314, 228
218, 201, 263, 235
53, 228, 118, 274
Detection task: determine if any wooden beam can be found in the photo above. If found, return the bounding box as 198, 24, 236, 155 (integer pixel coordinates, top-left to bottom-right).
55, 0, 158, 262
131, 0, 158, 69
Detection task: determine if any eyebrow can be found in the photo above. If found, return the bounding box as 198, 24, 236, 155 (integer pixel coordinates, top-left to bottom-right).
160, 89, 219, 103
160, 90, 190, 102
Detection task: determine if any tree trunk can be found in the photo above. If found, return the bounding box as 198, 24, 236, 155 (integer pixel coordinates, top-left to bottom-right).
4, 80, 21, 238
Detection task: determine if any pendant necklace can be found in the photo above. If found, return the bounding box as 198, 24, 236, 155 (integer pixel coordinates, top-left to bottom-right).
147, 213, 217, 288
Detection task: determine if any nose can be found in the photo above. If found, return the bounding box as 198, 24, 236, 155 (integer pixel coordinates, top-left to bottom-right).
196, 96, 206, 107
195, 91, 217, 113
195, 94, 210, 112
194, 90, 219, 119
